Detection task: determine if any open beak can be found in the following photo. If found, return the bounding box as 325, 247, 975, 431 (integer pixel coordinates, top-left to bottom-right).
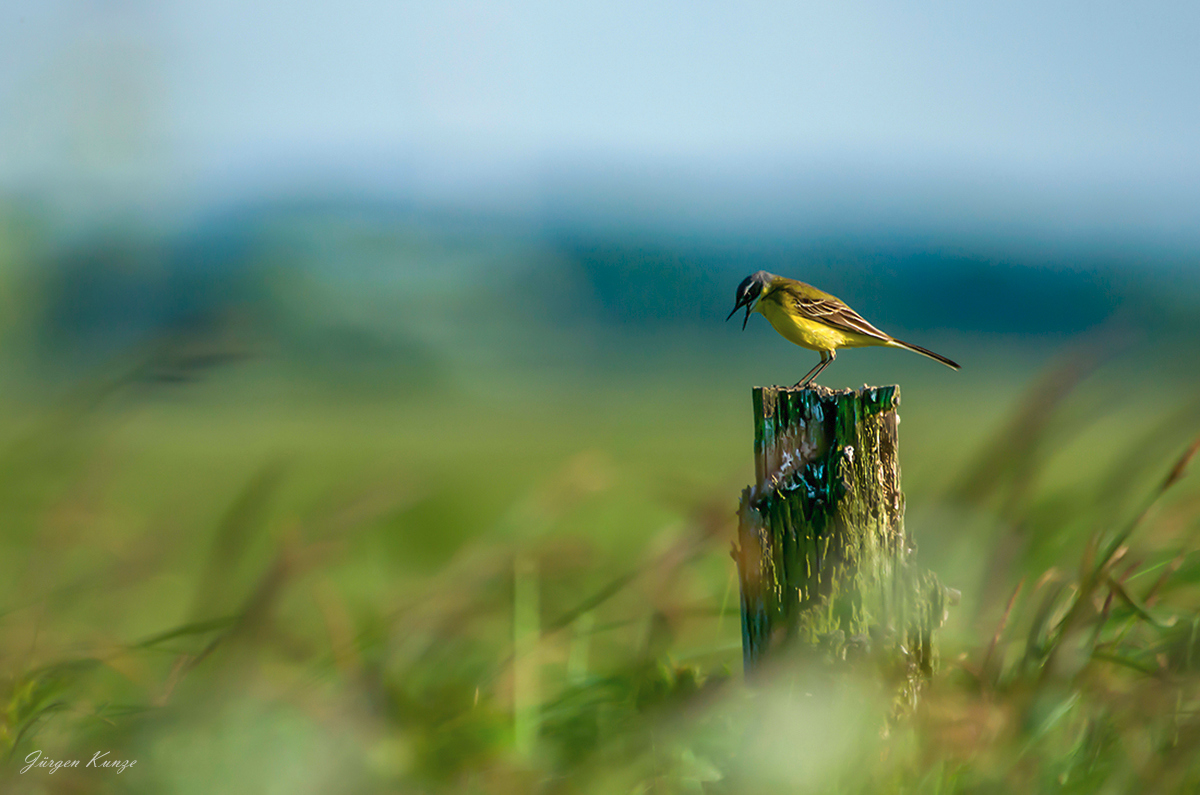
727, 300, 753, 330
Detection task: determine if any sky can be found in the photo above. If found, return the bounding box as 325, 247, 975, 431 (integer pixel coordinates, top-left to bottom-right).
1, 0, 1198, 239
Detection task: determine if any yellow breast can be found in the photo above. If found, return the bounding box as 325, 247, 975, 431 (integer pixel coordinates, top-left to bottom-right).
756, 296, 878, 351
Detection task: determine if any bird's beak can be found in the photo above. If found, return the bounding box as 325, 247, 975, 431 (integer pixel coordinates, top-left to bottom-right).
727, 297, 754, 328
727, 294, 757, 330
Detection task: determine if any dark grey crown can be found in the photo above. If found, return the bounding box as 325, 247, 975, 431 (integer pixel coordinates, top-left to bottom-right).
734, 270, 774, 305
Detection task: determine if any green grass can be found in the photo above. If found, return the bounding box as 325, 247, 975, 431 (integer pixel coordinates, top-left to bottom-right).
2, 335, 1200, 794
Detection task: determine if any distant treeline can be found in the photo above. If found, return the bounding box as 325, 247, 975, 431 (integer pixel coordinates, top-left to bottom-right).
6, 199, 1196, 372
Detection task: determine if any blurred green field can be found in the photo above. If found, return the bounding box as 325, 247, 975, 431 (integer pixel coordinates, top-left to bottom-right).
3, 208, 1200, 793
1, 339, 1199, 793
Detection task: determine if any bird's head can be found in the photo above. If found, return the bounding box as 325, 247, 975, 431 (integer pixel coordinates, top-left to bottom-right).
726, 271, 774, 330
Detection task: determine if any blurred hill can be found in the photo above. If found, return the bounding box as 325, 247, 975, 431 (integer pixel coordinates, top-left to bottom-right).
2, 194, 1199, 396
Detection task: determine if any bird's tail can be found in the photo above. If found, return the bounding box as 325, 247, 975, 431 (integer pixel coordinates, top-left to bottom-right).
890, 339, 961, 370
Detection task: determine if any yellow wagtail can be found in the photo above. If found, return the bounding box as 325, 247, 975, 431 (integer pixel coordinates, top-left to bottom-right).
727, 270, 960, 387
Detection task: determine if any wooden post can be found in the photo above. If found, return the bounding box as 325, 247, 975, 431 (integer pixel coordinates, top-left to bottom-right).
732, 385, 947, 696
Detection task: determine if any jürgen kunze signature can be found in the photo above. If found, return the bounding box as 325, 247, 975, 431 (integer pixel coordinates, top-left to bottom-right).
21, 750, 136, 774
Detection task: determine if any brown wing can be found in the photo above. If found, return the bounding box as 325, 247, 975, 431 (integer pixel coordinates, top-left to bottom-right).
780, 285, 893, 342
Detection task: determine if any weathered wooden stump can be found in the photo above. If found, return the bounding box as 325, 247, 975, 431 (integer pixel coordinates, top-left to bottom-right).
732, 385, 947, 698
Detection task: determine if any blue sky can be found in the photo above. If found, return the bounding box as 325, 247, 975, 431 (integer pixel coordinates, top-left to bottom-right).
2, 0, 1198, 238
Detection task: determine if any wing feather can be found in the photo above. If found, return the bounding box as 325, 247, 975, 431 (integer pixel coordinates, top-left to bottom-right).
779, 285, 893, 342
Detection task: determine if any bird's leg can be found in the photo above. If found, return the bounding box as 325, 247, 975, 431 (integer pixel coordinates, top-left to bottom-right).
810, 350, 837, 384
794, 351, 833, 388
793, 357, 825, 388
796, 350, 836, 388
810, 360, 832, 384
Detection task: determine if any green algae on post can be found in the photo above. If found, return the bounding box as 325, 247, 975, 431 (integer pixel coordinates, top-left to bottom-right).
733, 384, 949, 700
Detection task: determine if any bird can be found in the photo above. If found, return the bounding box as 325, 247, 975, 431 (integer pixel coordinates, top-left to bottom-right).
727, 270, 960, 388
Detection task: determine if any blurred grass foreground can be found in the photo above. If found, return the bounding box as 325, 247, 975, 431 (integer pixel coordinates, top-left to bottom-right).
2, 199, 1200, 793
